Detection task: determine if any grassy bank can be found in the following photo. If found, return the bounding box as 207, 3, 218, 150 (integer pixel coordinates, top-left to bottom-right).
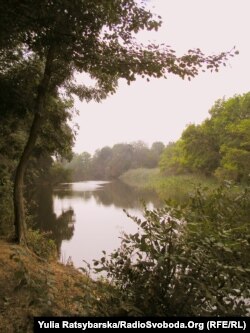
120, 168, 218, 202
0, 240, 119, 333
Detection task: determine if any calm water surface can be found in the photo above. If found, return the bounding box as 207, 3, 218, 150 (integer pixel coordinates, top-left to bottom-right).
39, 180, 162, 268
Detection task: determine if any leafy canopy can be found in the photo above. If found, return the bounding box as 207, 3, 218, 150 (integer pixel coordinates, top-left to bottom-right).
160, 93, 250, 182
0, 0, 236, 102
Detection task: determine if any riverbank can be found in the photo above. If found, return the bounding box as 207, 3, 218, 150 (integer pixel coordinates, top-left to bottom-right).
120, 168, 219, 201
0, 240, 117, 333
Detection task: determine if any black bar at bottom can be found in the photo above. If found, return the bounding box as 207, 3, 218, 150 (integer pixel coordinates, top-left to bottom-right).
34, 317, 249, 332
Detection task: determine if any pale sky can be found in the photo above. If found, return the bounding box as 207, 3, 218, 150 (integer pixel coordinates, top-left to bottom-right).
72, 0, 250, 154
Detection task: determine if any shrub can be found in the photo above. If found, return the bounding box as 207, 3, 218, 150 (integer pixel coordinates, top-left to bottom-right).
94, 184, 250, 316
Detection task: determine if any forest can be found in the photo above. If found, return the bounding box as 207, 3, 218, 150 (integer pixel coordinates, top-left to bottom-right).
0, 0, 249, 331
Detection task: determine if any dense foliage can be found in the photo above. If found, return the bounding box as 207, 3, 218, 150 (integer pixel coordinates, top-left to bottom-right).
94, 184, 250, 316
160, 93, 250, 183
0, 55, 73, 236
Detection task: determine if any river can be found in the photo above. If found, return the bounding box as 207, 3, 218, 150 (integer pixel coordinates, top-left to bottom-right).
34, 180, 162, 269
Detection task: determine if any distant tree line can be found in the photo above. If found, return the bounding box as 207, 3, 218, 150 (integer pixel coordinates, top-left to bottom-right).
159, 93, 250, 183
60, 141, 165, 181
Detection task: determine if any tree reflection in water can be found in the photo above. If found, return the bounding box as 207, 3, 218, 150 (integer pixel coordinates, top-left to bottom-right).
92, 180, 162, 209
30, 184, 75, 255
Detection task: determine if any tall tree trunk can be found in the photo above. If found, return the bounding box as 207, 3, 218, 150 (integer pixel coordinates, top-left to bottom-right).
13, 47, 55, 244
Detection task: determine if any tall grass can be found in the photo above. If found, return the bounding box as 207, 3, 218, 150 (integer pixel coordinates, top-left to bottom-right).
120, 168, 218, 202
119, 168, 159, 189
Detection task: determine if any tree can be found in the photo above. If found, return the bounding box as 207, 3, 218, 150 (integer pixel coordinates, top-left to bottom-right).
1, 0, 234, 244
62, 152, 92, 181
150, 141, 165, 167
92, 147, 113, 179
159, 141, 187, 175
107, 143, 134, 178
160, 93, 250, 181
181, 122, 220, 175
130, 140, 159, 168
209, 94, 250, 182
0, 54, 74, 237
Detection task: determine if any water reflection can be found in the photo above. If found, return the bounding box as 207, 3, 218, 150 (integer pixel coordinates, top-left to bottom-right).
54, 180, 162, 209
34, 181, 162, 267
32, 185, 75, 254
94, 180, 162, 209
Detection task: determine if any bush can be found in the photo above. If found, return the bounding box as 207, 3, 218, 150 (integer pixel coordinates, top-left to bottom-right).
94, 184, 250, 316
27, 229, 57, 260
